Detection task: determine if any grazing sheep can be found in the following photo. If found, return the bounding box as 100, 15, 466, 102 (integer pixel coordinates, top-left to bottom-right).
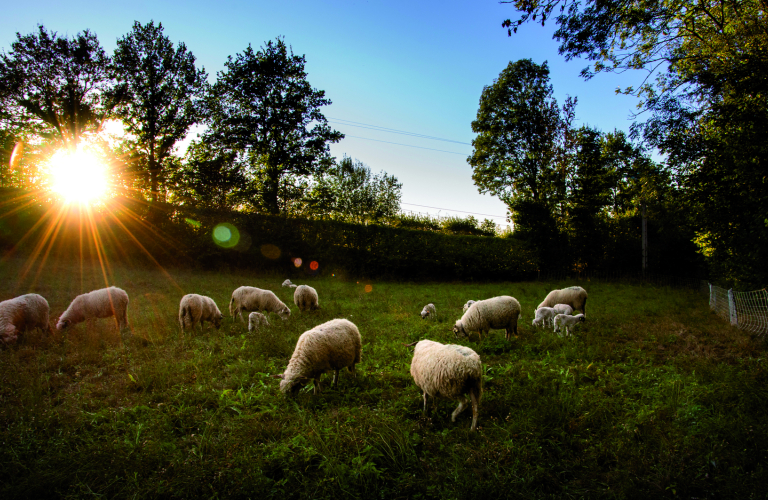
229, 286, 290, 323
531, 306, 556, 327
453, 296, 521, 341
537, 286, 588, 316
179, 294, 222, 332
275, 318, 362, 395
57, 286, 129, 331
463, 300, 476, 312
294, 285, 319, 312
248, 312, 270, 332
554, 313, 586, 336
408, 339, 482, 431
553, 303, 574, 316
282, 279, 298, 289
421, 303, 436, 319
0, 293, 51, 344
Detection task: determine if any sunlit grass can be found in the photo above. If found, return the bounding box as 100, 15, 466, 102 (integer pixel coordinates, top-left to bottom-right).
1, 259, 767, 498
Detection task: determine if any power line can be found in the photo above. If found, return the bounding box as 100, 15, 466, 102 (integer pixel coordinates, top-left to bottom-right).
329, 117, 472, 146
343, 134, 469, 155
401, 202, 508, 220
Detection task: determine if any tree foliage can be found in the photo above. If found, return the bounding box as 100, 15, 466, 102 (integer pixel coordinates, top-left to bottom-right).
205, 38, 343, 214
0, 25, 114, 148
111, 21, 208, 203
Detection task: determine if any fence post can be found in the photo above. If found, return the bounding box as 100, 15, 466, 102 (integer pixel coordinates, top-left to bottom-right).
728, 289, 738, 326
709, 284, 714, 310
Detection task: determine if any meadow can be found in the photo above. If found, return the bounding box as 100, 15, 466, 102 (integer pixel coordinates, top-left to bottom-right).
1, 257, 767, 499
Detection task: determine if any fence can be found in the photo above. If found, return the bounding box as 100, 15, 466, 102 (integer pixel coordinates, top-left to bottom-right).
708, 284, 768, 335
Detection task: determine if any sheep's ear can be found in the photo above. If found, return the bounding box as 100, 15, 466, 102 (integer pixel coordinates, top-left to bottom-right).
270, 374, 285, 379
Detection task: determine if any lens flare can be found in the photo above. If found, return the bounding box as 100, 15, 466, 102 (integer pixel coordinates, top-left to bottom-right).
293, 258, 303, 268
48, 146, 108, 204
212, 223, 240, 248
310, 261, 319, 271
364, 284, 373, 293
261, 244, 281, 259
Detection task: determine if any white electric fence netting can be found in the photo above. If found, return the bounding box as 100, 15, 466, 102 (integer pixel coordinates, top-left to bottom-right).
709, 284, 768, 335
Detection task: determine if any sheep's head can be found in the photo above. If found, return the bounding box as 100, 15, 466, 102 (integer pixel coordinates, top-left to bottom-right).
213, 313, 223, 329
577, 315, 586, 323
420, 310, 429, 319
278, 307, 291, 321
453, 321, 467, 338
56, 318, 71, 331
274, 374, 306, 395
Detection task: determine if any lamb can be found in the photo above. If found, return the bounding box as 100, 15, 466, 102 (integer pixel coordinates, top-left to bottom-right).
537, 286, 588, 316
179, 294, 222, 332
453, 296, 521, 341
408, 339, 483, 431
0, 293, 51, 344
531, 306, 556, 327
248, 312, 270, 332
229, 286, 290, 323
294, 285, 319, 312
282, 279, 298, 289
553, 303, 574, 316
554, 313, 586, 336
56, 286, 129, 331
420, 303, 436, 319
274, 318, 362, 395
463, 300, 476, 312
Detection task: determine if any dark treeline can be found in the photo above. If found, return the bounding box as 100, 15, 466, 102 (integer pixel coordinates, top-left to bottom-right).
1, 9, 764, 286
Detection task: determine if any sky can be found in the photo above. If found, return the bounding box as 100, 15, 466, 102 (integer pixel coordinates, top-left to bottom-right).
2, 0, 645, 227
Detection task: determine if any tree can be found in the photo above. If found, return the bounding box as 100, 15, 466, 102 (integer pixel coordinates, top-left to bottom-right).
206, 38, 343, 214
0, 25, 114, 149
111, 20, 208, 203
502, 0, 768, 285
308, 156, 402, 224
468, 59, 575, 267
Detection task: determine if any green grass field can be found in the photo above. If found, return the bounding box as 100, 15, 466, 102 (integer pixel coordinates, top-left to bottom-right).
1, 256, 767, 499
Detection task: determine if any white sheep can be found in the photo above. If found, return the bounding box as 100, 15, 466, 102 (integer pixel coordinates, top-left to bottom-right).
554, 313, 586, 336
294, 285, 319, 312
463, 300, 476, 312
537, 286, 588, 316
248, 312, 270, 332
179, 294, 222, 332
531, 306, 556, 327
229, 286, 290, 323
553, 303, 574, 316
420, 303, 436, 319
282, 279, 298, 289
274, 318, 362, 395
57, 286, 129, 331
453, 296, 521, 341
0, 293, 51, 344
408, 339, 482, 431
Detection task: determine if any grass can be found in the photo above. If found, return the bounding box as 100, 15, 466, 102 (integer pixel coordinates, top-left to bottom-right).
1, 255, 767, 499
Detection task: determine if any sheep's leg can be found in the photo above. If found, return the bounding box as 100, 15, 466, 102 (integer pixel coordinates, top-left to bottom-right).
422, 392, 428, 414
469, 387, 480, 431
313, 377, 321, 394
451, 397, 469, 422
348, 364, 357, 378
332, 369, 339, 388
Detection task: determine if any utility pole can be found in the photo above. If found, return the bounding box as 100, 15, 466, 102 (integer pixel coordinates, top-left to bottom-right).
641, 201, 648, 277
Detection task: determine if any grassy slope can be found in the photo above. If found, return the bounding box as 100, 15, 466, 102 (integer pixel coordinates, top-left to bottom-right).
1, 256, 767, 499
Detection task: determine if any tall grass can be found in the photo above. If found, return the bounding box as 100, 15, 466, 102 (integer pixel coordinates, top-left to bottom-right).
1, 255, 767, 498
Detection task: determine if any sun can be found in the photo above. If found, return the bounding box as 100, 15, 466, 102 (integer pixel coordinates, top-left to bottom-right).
48, 146, 109, 204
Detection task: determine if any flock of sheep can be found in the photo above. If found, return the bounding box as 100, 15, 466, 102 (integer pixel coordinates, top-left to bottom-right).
0, 279, 588, 431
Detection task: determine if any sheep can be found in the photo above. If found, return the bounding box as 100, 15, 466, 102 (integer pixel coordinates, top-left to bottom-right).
274, 318, 362, 395
554, 313, 586, 336
537, 286, 588, 316
56, 286, 129, 332
294, 285, 319, 312
179, 294, 222, 332
420, 303, 436, 319
282, 279, 298, 289
553, 303, 574, 316
248, 311, 270, 332
0, 293, 51, 344
463, 300, 476, 312
531, 306, 556, 327
408, 339, 482, 431
453, 296, 521, 341
229, 286, 290, 323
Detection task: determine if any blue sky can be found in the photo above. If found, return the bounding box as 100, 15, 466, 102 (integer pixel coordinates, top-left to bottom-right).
2, 0, 644, 226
